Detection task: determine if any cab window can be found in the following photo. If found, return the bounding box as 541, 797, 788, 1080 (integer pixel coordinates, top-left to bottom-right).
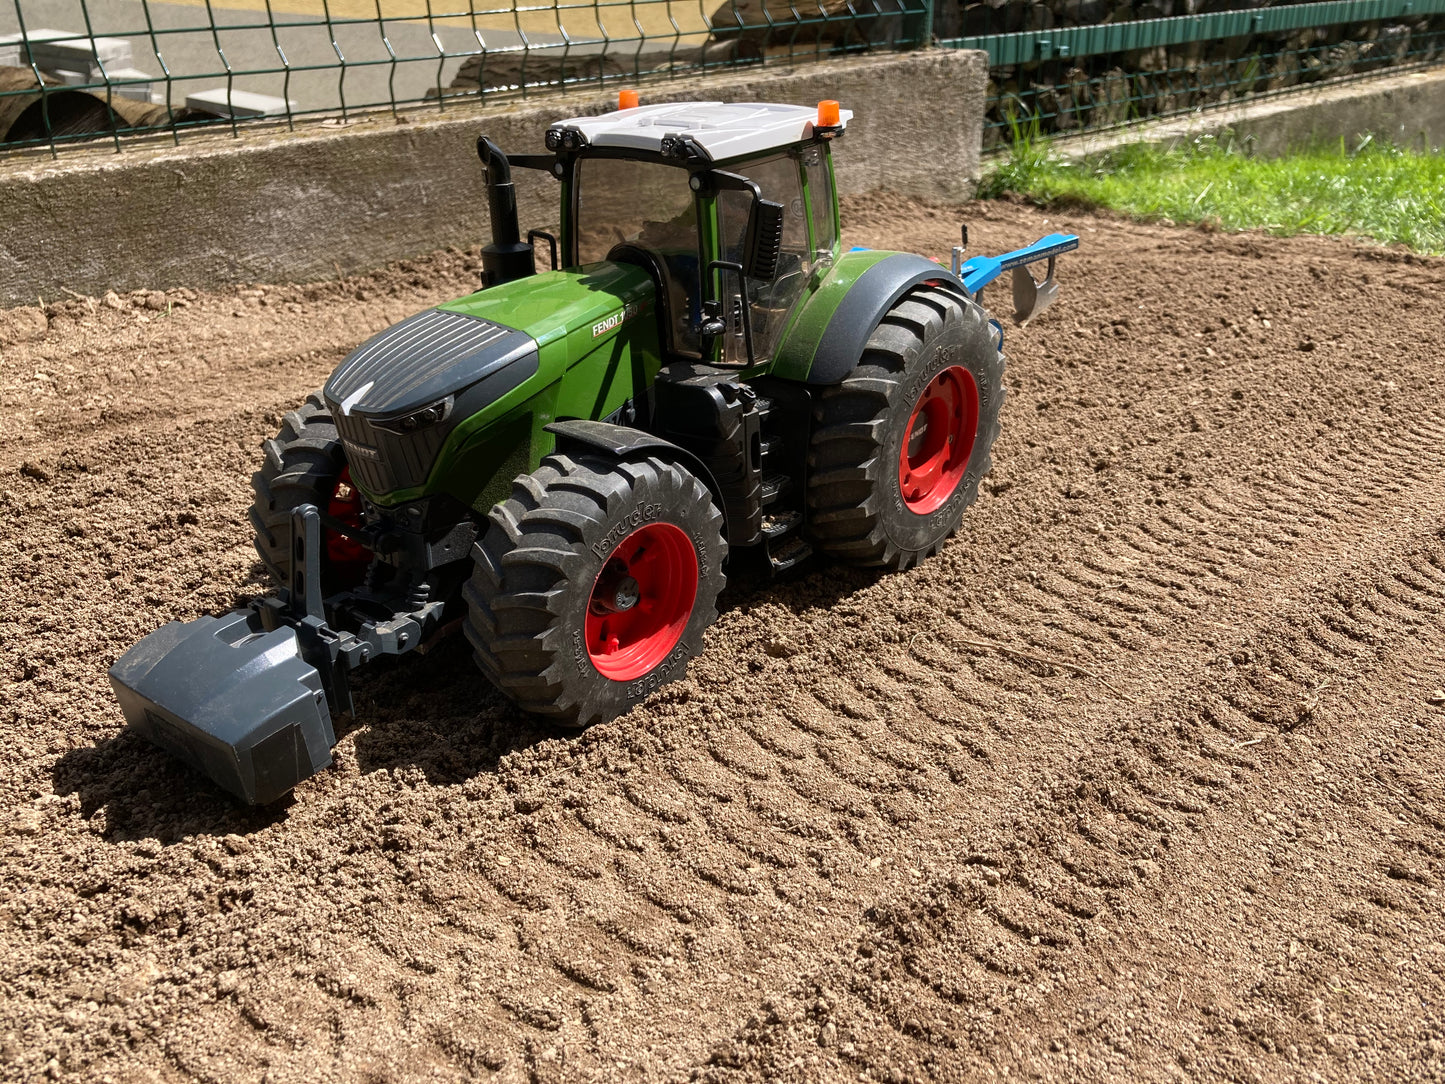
575, 157, 700, 354
802, 144, 837, 266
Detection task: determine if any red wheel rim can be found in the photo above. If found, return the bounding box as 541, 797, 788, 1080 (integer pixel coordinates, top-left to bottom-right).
325, 467, 371, 584
898, 365, 980, 515
585, 522, 698, 681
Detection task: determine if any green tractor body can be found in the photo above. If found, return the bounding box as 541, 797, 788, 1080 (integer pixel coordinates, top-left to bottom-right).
109, 100, 1078, 805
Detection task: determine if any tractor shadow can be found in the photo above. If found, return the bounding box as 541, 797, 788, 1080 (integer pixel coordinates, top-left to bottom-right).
342, 636, 554, 787
48, 647, 554, 845
52, 730, 294, 844
344, 553, 885, 784
50, 555, 884, 840
720, 549, 887, 617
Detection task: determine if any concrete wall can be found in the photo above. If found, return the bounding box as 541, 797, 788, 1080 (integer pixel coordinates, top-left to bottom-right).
0, 49, 988, 307
1059, 67, 1445, 161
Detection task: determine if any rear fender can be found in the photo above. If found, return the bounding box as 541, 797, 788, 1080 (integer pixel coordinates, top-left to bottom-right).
771, 251, 970, 386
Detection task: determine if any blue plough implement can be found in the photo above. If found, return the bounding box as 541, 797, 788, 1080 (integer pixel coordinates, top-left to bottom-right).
956, 231, 1081, 326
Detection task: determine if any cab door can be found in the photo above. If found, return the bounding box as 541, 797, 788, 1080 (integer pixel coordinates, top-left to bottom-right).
572, 154, 704, 362
716, 149, 814, 368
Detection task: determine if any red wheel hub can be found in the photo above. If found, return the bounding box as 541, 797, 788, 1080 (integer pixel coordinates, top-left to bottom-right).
898, 365, 980, 515
585, 522, 698, 681
325, 467, 371, 584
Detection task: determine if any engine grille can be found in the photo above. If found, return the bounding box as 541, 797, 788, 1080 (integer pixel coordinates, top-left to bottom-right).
331, 409, 451, 495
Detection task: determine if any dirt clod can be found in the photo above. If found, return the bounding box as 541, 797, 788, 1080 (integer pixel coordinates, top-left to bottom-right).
0, 306, 47, 344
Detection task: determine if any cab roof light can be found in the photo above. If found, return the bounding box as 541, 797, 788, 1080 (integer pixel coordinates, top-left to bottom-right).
815, 99, 844, 139
618, 89, 639, 110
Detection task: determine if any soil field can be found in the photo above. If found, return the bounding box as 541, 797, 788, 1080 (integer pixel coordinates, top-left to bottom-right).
2, 196, 1444, 1084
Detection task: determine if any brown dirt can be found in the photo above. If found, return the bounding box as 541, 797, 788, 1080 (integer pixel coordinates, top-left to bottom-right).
2, 196, 1445, 1084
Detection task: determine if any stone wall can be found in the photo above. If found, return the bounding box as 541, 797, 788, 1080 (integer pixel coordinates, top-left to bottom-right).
0, 49, 986, 307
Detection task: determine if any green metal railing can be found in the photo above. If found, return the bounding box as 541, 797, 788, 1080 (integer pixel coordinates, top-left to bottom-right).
939, 0, 1445, 138
949, 0, 1445, 66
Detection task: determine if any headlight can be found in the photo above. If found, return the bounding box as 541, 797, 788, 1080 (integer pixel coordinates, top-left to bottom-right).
373, 396, 453, 434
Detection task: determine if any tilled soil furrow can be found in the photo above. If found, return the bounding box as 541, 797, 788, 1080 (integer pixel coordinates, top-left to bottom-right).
748, 511, 1445, 1075
691, 528, 1445, 1081
5, 203, 1445, 1082
0, 259, 489, 473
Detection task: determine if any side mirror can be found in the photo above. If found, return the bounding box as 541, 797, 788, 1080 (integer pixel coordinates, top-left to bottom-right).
744, 199, 785, 280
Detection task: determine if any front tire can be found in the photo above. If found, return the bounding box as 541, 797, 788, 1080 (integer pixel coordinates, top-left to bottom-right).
464, 453, 726, 729
249, 392, 371, 593
806, 284, 1004, 571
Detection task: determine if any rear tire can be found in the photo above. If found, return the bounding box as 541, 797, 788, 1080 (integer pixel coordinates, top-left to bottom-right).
464, 453, 726, 729
249, 392, 371, 593
806, 285, 1004, 571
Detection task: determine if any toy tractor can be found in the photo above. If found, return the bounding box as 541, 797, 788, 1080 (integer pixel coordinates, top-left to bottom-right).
110, 98, 1077, 805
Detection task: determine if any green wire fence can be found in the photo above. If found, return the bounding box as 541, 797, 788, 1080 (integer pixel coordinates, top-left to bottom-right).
1, 0, 1441, 154
0, 0, 928, 153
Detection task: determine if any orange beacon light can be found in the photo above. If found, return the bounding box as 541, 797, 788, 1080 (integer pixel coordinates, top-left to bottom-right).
815, 100, 843, 138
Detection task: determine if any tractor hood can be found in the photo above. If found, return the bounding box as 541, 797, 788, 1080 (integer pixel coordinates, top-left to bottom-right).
324, 308, 538, 419
323, 309, 540, 497
325, 262, 656, 501
437, 261, 655, 359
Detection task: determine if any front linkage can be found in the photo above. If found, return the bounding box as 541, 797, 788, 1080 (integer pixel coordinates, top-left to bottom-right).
110, 97, 1078, 805
111, 501, 451, 804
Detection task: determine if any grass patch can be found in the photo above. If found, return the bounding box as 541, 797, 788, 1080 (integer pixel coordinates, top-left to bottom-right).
981, 129, 1445, 255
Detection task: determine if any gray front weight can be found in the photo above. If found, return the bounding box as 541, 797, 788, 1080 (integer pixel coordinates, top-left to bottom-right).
109, 609, 336, 806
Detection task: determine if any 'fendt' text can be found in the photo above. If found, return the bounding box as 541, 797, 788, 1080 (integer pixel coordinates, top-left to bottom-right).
592, 301, 645, 339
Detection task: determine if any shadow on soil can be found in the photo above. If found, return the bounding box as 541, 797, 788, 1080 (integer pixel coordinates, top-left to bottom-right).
51, 731, 293, 844
50, 555, 883, 845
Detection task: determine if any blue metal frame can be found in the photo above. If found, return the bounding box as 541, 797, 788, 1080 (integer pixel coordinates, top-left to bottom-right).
960, 233, 1080, 295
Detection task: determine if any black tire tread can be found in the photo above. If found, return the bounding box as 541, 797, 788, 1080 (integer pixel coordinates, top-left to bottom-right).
807, 285, 1004, 571
249, 391, 348, 588
464, 453, 725, 730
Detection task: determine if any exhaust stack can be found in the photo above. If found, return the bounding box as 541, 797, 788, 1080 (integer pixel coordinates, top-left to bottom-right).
476, 136, 537, 288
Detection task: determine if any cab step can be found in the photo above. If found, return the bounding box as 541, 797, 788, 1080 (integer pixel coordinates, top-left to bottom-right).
761, 509, 802, 538
766, 533, 813, 574
761, 509, 811, 572
760, 472, 792, 506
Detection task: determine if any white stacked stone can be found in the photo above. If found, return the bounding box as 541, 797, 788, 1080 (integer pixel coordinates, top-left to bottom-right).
0, 28, 158, 101
185, 88, 296, 118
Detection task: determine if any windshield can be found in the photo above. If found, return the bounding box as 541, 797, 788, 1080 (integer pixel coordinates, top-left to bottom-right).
575, 158, 700, 354
576, 159, 695, 264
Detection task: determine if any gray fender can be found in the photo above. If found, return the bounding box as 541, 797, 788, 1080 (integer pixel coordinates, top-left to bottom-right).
544, 420, 730, 539
808, 254, 971, 385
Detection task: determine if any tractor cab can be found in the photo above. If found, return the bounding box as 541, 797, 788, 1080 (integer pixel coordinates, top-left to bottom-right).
496, 99, 851, 371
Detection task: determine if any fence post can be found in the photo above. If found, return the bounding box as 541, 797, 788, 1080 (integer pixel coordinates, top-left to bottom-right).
903, 0, 935, 49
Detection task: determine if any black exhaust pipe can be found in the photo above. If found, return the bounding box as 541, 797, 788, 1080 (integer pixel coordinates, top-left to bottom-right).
476, 135, 536, 288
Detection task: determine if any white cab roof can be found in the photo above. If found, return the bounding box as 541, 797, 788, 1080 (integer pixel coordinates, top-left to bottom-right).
549, 101, 852, 162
